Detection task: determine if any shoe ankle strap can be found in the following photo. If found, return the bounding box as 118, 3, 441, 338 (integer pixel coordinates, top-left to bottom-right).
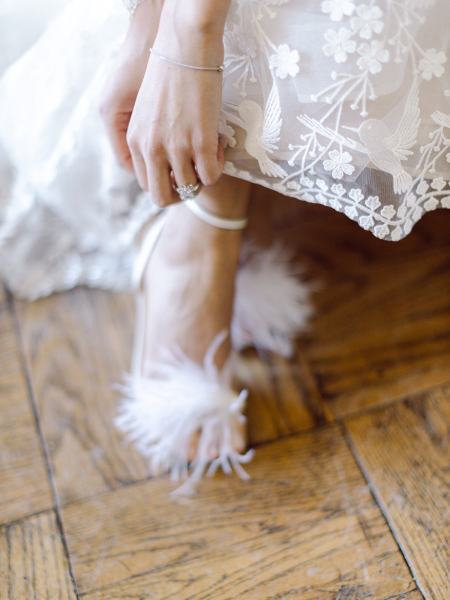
185, 199, 248, 230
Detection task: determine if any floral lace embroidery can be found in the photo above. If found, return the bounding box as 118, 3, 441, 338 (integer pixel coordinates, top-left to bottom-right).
222, 0, 449, 240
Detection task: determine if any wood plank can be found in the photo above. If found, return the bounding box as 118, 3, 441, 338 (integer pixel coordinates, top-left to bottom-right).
16, 285, 329, 506
0, 288, 53, 524
237, 350, 329, 445
249, 201, 450, 425
0, 510, 76, 599
15, 288, 149, 506
296, 224, 450, 419
13, 203, 450, 509
346, 386, 450, 599
61, 426, 416, 598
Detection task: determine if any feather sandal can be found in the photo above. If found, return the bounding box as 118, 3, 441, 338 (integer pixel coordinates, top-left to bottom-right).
232, 242, 315, 358
116, 200, 254, 495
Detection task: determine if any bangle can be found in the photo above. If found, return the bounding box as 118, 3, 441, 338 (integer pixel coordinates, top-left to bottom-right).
149, 48, 224, 73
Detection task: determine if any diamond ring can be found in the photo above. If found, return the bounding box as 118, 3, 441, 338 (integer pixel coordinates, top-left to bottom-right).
176, 182, 202, 202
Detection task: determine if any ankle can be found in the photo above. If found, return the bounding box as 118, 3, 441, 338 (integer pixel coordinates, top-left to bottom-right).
158, 203, 242, 266
194, 176, 251, 220
196, 195, 250, 221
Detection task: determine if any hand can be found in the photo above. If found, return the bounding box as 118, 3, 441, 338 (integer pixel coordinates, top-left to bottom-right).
126, 3, 227, 206
100, 1, 164, 171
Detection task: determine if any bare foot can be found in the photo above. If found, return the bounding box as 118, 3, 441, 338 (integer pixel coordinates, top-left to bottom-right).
119, 176, 252, 482
143, 205, 241, 367
143, 201, 247, 459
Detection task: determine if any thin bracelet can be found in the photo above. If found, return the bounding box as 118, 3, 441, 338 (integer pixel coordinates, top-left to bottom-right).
149, 48, 224, 73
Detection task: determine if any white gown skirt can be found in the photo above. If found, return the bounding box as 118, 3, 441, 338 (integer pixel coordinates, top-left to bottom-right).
0, 0, 449, 298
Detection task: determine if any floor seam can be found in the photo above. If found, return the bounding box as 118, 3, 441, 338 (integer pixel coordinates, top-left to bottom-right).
7, 288, 81, 600
340, 420, 426, 600
332, 378, 450, 424
0, 507, 57, 530
47, 380, 447, 512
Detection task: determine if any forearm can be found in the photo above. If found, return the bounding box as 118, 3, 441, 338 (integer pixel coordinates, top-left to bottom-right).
125, 0, 230, 64
124, 0, 164, 54
161, 0, 231, 35
156, 0, 231, 61
127, 0, 230, 37
123, 0, 231, 199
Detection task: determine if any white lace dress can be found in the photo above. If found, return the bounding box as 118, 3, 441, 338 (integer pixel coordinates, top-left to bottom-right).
0, 0, 449, 299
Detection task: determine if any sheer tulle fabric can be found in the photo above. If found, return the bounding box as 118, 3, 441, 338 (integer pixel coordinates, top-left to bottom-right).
0, 0, 449, 298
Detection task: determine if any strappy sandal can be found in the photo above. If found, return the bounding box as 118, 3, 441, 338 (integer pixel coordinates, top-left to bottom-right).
116, 199, 254, 495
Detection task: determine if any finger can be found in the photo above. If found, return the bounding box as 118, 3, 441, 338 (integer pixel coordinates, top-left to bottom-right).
130, 150, 148, 191
111, 128, 133, 172
146, 157, 179, 207
103, 112, 134, 171
217, 135, 226, 168
194, 138, 223, 186
170, 151, 199, 189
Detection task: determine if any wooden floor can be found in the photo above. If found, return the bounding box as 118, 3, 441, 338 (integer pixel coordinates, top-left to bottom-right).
1, 202, 449, 599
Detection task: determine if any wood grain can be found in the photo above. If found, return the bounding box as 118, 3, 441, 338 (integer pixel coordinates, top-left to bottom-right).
346, 385, 450, 599
305, 249, 450, 418
15, 288, 150, 505
6, 205, 450, 598
287, 205, 450, 420
61, 426, 416, 599
237, 350, 330, 445
0, 510, 76, 599
16, 286, 330, 506
0, 287, 52, 524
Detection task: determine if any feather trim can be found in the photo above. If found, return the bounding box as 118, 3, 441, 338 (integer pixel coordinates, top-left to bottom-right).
116, 331, 254, 496
232, 243, 315, 357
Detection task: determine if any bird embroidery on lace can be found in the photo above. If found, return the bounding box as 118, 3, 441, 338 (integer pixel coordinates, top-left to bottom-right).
225, 84, 288, 178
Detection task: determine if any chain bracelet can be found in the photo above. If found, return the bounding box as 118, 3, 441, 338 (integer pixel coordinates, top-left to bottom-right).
149, 48, 224, 73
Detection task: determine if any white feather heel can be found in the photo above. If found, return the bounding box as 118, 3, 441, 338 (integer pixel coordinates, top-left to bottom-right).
232, 243, 315, 358
117, 200, 253, 495
117, 330, 254, 496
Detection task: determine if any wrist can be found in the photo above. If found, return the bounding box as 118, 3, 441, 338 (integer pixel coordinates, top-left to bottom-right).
154, 3, 227, 66
124, 0, 164, 53
160, 0, 230, 40
154, 27, 224, 68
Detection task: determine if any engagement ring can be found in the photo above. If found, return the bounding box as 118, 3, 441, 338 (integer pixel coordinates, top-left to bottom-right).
176, 182, 202, 201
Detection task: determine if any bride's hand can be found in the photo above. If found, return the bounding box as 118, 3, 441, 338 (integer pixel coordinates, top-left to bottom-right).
100, 1, 164, 171
126, 1, 228, 205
